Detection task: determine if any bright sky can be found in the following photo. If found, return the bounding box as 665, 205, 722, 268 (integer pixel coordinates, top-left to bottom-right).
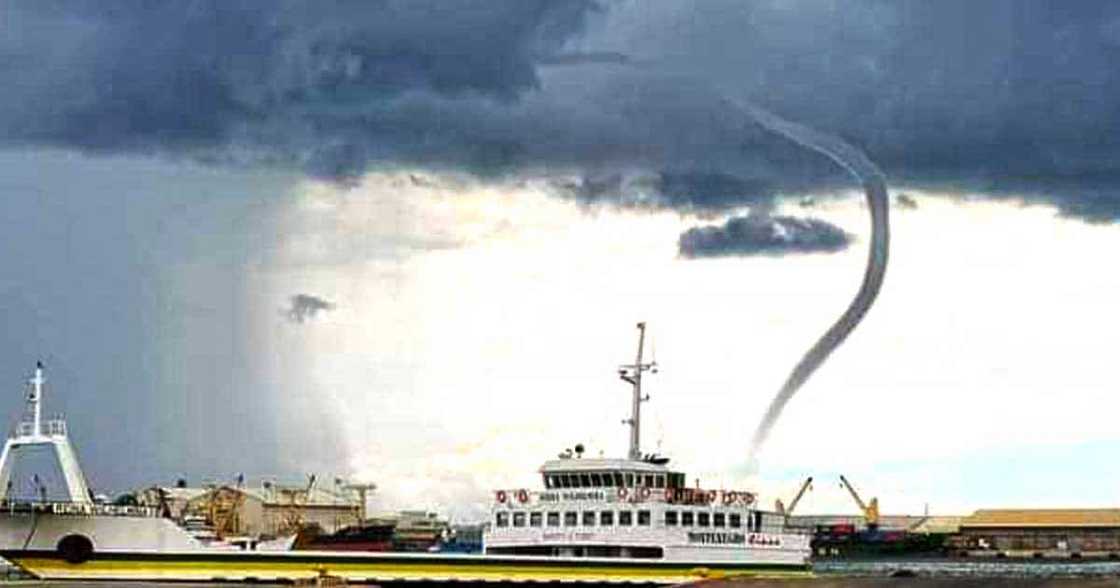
242, 173, 1120, 521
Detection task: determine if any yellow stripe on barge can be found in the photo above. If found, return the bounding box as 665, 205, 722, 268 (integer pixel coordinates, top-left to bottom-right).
4, 550, 812, 583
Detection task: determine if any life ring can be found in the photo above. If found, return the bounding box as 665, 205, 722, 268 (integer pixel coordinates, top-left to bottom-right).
706, 490, 717, 503
496, 490, 508, 503
742, 492, 756, 505
664, 488, 676, 502
723, 491, 736, 505
516, 489, 530, 503
639, 487, 652, 500
617, 487, 629, 500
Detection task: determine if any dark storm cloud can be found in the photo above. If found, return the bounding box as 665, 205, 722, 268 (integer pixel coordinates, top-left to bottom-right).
654, 172, 776, 212
3, 1, 1120, 219
678, 214, 852, 258
622, 1, 1120, 219
285, 294, 335, 324
536, 51, 631, 66
0, 0, 601, 177
553, 170, 782, 213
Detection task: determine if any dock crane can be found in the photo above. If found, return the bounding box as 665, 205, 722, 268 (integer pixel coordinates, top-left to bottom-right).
839, 475, 879, 530
775, 476, 813, 519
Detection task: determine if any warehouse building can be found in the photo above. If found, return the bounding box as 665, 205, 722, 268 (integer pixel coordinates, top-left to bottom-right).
952, 509, 1120, 558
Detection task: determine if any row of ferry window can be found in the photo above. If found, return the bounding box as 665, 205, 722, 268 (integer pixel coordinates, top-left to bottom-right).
544, 472, 685, 489
495, 509, 765, 530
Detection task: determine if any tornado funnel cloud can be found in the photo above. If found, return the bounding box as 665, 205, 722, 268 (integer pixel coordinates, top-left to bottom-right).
737, 102, 891, 468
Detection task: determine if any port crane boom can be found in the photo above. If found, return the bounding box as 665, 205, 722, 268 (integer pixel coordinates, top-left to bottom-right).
839, 475, 879, 529
776, 476, 812, 518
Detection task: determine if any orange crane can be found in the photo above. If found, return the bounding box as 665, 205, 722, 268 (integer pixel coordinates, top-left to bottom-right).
775, 476, 813, 519
839, 475, 879, 530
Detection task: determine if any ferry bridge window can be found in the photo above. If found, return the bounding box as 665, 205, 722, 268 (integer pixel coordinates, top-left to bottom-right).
619, 511, 633, 526
665, 511, 678, 526
496, 512, 509, 528
547, 512, 560, 527
513, 512, 526, 527
637, 510, 651, 526
713, 513, 725, 528
753, 511, 763, 532
600, 511, 614, 526
681, 511, 694, 526
625, 473, 634, 487
564, 512, 578, 526
562, 475, 573, 488
729, 513, 741, 528
698, 512, 710, 527
643, 475, 653, 487
582, 511, 596, 526
604, 473, 616, 487
580, 474, 592, 487
654, 476, 665, 489
530, 512, 543, 527
614, 473, 624, 487
590, 473, 602, 487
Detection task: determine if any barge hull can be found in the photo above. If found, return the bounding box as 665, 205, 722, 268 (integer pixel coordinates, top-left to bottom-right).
2, 549, 811, 584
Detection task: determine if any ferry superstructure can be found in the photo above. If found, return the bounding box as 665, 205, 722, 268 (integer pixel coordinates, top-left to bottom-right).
485, 323, 811, 568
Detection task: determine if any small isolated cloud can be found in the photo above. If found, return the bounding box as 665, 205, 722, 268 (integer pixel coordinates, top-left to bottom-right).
285, 294, 335, 324
896, 194, 919, 209
678, 214, 851, 258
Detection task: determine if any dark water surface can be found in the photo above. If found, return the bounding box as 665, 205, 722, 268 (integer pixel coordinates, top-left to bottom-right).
9, 580, 1120, 587
815, 559, 1120, 578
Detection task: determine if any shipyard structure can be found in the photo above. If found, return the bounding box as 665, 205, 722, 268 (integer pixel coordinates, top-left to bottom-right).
791, 509, 1120, 560
125, 481, 454, 552
780, 476, 1120, 560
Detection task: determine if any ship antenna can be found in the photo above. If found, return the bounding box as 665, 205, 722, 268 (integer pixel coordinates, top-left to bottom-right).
619, 322, 656, 461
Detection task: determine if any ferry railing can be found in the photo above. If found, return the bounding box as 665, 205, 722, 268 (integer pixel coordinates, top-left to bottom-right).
1, 499, 160, 518
12, 419, 67, 438
518, 486, 761, 507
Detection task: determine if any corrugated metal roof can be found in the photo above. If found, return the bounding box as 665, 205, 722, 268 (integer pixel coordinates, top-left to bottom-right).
910, 516, 963, 534
962, 509, 1120, 528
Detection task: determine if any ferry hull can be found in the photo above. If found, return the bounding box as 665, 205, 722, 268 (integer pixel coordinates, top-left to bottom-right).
2, 549, 811, 584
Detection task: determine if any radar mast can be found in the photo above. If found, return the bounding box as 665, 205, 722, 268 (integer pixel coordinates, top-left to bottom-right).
619, 322, 657, 461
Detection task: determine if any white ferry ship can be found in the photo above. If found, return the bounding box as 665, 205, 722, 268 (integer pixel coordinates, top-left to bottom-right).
485, 322, 811, 570
0, 330, 809, 583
